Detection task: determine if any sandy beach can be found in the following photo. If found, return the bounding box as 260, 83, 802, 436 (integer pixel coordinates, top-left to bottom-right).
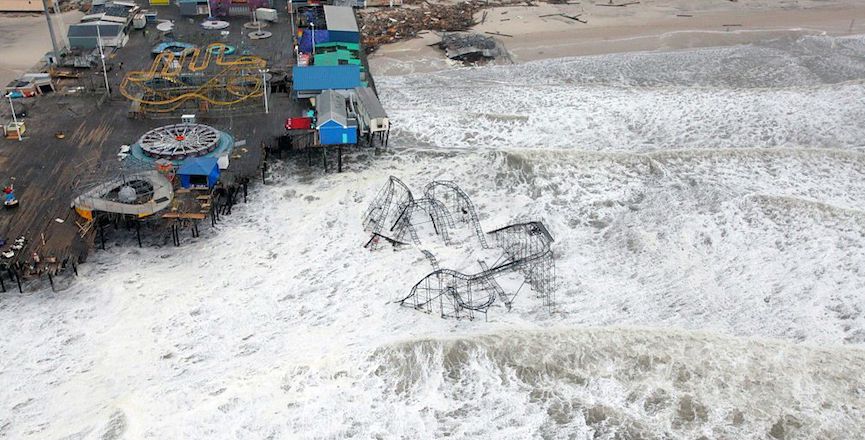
369, 0, 865, 75
0, 10, 82, 87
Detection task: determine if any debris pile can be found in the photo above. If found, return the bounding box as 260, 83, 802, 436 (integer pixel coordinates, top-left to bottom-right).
358, 2, 480, 53
437, 32, 507, 63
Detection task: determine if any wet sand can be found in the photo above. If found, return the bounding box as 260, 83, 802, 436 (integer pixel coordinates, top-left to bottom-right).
0, 11, 83, 87
369, 0, 865, 76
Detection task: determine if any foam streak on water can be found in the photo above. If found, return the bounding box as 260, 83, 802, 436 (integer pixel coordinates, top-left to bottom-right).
2, 35, 865, 439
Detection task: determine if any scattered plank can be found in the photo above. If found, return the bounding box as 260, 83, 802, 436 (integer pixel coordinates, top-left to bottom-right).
539, 12, 586, 23
676, 14, 692, 17
597, 1, 639, 6
485, 31, 514, 37
562, 14, 586, 23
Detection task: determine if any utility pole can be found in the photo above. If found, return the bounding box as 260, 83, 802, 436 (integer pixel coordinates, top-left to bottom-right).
42, 0, 60, 64
96, 25, 111, 94
261, 69, 269, 113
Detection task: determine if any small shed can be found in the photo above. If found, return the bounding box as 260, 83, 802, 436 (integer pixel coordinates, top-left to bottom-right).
323, 5, 359, 43
292, 65, 360, 98
317, 90, 357, 145
67, 23, 126, 49
178, 157, 220, 189
353, 87, 388, 135
4, 74, 55, 97
178, 0, 209, 16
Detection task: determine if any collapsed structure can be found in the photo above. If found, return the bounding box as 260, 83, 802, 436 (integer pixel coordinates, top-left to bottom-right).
362, 176, 555, 320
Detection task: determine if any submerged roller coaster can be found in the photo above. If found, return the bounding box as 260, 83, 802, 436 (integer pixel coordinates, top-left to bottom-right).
363, 176, 555, 319
120, 43, 267, 114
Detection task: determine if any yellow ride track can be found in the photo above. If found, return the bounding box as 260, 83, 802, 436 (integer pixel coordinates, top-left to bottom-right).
120, 43, 268, 112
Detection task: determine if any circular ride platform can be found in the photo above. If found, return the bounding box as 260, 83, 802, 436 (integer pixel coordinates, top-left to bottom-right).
138, 123, 221, 161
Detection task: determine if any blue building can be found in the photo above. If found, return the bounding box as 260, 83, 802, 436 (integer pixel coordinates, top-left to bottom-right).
323, 5, 360, 43
178, 157, 221, 189
292, 65, 361, 98
317, 90, 357, 145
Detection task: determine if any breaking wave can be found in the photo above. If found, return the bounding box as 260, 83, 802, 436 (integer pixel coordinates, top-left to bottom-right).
361, 327, 865, 439
379, 35, 865, 152
2, 34, 865, 439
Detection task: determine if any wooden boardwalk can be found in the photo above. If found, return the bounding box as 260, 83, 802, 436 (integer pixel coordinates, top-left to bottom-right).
0, 1, 304, 284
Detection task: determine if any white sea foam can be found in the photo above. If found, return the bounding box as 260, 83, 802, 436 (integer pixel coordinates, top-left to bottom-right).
2, 36, 865, 439
379, 35, 865, 153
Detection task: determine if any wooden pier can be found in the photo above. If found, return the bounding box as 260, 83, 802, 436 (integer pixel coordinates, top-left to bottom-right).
0, 0, 384, 291
0, 1, 302, 289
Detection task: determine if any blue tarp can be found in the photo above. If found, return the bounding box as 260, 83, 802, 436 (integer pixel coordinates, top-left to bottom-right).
178, 157, 220, 189
299, 29, 329, 54
292, 65, 361, 92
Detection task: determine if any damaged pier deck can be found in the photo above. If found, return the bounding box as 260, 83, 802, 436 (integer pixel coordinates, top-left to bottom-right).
0, 0, 304, 287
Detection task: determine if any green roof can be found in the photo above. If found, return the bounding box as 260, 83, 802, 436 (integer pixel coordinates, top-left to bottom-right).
314, 51, 364, 71
315, 42, 360, 52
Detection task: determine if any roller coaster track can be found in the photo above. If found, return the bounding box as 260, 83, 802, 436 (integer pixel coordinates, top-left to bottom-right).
401, 221, 554, 317
423, 181, 488, 248
120, 43, 267, 113
362, 176, 413, 239
390, 197, 454, 245
364, 177, 556, 318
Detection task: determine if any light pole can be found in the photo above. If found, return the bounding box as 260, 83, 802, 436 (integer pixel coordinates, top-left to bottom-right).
42, 0, 60, 65
261, 69, 269, 113
289, 0, 298, 61
96, 24, 110, 94
7, 94, 22, 142
311, 22, 315, 56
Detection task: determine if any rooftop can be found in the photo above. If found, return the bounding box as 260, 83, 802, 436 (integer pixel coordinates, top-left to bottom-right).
354, 86, 387, 119
316, 89, 349, 128
323, 5, 359, 33
292, 65, 361, 91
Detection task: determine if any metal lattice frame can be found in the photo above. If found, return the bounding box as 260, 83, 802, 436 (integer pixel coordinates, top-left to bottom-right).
391, 198, 455, 246
423, 181, 488, 248
138, 123, 221, 160
362, 176, 413, 239
363, 176, 556, 318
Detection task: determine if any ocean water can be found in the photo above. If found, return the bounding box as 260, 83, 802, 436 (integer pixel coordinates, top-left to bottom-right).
2, 35, 865, 439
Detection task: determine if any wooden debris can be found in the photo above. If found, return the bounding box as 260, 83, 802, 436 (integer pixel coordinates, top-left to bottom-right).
561, 14, 586, 23
598, 1, 639, 6
359, 2, 479, 53
539, 13, 586, 23
359, 0, 544, 53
